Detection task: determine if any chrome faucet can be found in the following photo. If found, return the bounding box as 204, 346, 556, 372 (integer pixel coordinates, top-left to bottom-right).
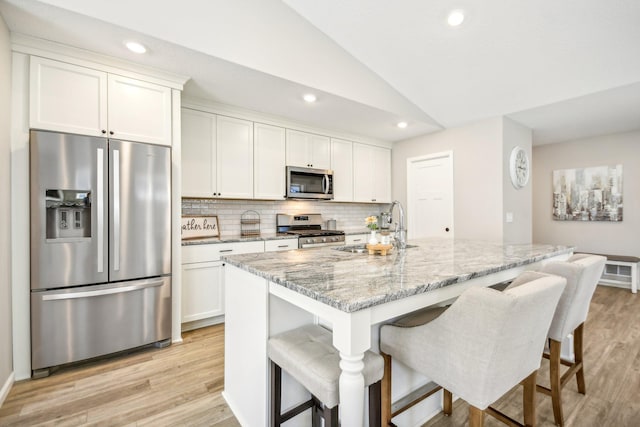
387, 200, 407, 249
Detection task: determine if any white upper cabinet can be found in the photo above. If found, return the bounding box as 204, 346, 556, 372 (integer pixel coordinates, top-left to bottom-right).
30, 56, 172, 145
181, 109, 216, 198
181, 110, 254, 199
330, 138, 354, 202
286, 129, 331, 169
30, 57, 107, 137
216, 116, 254, 199
353, 143, 392, 203
254, 123, 286, 200
107, 74, 172, 145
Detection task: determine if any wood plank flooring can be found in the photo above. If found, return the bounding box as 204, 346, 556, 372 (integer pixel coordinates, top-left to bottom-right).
0, 325, 240, 427
0, 285, 638, 426
423, 285, 640, 427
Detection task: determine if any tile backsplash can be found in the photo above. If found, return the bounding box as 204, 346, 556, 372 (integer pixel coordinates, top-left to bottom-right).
182, 198, 389, 237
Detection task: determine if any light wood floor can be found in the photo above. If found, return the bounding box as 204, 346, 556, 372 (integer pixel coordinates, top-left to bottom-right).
423, 285, 640, 427
0, 285, 638, 426
0, 325, 240, 427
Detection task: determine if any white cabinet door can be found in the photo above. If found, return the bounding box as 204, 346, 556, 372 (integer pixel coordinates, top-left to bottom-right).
372, 145, 392, 203
216, 116, 254, 199
107, 74, 172, 146
30, 57, 172, 145
286, 129, 330, 169
181, 261, 224, 322
181, 109, 216, 197
254, 123, 286, 200
310, 134, 331, 169
330, 138, 353, 201
353, 143, 391, 203
30, 56, 107, 137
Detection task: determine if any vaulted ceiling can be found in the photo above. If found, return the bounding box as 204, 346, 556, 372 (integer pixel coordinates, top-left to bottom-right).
1, 0, 639, 144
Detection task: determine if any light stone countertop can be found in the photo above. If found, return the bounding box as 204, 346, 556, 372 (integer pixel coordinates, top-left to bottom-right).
181, 230, 372, 245
181, 233, 295, 246
222, 238, 575, 313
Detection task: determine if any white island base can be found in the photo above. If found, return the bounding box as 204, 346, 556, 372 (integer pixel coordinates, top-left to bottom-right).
222, 240, 573, 426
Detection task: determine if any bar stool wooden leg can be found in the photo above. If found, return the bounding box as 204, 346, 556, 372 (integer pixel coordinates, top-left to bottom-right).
549, 339, 564, 426
381, 352, 392, 426
469, 406, 485, 427
443, 389, 453, 416
270, 361, 282, 427
574, 323, 586, 394
522, 371, 537, 427
324, 405, 338, 427
369, 380, 382, 427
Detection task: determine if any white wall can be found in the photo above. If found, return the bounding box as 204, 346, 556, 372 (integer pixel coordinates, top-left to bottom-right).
533, 131, 640, 255
502, 117, 533, 243
392, 117, 506, 240
0, 13, 14, 403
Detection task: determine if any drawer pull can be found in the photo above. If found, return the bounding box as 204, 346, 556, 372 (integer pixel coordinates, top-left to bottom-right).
219, 249, 234, 253
353, 239, 362, 242
277, 245, 289, 248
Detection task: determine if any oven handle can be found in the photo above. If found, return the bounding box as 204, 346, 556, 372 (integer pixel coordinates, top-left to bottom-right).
300, 241, 345, 249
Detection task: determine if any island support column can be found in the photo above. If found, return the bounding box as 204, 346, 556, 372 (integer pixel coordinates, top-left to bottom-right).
332, 309, 372, 426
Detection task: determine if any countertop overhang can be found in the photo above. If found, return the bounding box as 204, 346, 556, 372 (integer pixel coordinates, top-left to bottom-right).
222, 238, 575, 313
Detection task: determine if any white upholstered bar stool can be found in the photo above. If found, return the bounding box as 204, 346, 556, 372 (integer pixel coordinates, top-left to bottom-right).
533, 254, 606, 426
268, 323, 384, 427
380, 272, 566, 427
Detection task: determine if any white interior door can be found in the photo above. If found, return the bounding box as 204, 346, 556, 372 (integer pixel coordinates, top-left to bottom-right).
407, 152, 453, 239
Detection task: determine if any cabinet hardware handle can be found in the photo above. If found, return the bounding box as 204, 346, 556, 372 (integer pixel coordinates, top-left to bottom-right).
353, 239, 362, 242
101, 129, 106, 134
445, 227, 450, 232
220, 249, 233, 253
109, 131, 114, 135
277, 245, 288, 248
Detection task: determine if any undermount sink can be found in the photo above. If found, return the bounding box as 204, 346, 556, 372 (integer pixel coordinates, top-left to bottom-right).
334, 245, 367, 253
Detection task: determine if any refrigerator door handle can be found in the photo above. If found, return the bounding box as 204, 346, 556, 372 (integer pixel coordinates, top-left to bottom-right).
113, 148, 121, 271
97, 148, 104, 273
41, 279, 165, 301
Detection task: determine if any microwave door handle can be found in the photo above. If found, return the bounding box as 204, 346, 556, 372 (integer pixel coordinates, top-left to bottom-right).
323, 174, 329, 194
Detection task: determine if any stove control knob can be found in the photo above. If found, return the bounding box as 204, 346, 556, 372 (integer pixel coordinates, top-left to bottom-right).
322, 238, 327, 243
306, 238, 313, 244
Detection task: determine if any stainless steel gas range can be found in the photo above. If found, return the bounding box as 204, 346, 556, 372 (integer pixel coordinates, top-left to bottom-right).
276, 213, 345, 248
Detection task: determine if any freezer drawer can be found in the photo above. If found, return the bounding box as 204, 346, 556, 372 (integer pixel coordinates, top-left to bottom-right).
31, 276, 171, 372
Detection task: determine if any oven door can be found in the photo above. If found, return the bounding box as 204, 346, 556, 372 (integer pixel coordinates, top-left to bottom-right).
286, 166, 333, 200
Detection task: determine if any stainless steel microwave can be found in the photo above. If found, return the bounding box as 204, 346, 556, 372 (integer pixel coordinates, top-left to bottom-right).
286, 166, 334, 200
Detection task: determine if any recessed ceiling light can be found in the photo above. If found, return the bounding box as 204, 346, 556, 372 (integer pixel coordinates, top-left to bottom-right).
447, 10, 465, 26
125, 41, 147, 54
303, 93, 317, 103
397, 121, 408, 129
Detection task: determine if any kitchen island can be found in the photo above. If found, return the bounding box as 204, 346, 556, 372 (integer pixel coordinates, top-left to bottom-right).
221, 238, 574, 427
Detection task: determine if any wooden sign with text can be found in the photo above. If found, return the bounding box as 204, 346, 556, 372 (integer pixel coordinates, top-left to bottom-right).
181, 215, 220, 239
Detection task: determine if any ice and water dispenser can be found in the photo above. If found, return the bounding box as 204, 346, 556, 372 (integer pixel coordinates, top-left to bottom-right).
45, 189, 91, 240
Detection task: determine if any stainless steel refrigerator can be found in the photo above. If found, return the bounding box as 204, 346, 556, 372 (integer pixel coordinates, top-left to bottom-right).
30, 130, 172, 377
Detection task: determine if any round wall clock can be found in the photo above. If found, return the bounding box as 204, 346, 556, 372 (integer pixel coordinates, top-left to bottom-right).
509, 146, 530, 189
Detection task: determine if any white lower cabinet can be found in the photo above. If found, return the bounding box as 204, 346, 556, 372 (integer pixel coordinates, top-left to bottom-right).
182, 261, 224, 323
345, 234, 369, 245
181, 241, 264, 330
264, 238, 298, 252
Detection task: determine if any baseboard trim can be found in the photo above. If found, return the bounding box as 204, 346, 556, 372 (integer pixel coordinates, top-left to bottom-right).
0, 371, 15, 408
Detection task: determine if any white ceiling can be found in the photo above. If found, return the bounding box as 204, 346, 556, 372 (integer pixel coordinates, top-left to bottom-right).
1, 0, 639, 145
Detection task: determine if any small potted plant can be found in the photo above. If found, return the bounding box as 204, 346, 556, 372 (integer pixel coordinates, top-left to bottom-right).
365, 216, 379, 245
